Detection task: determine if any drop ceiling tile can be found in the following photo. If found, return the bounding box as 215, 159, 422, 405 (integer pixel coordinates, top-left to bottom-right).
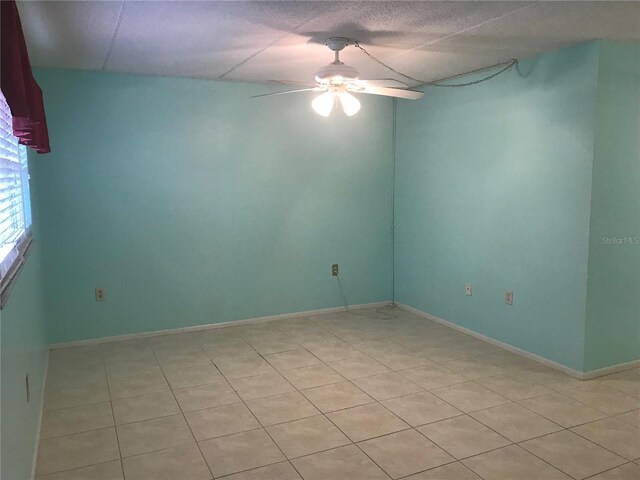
17, 0, 123, 70
226, 1, 528, 83
16, 0, 640, 84
400, 1, 640, 72
105, 1, 332, 79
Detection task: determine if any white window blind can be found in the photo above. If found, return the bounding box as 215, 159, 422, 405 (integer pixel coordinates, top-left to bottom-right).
0, 89, 33, 307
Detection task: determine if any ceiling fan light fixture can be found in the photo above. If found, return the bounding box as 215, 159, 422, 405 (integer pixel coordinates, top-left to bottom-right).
314, 62, 359, 85
339, 92, 361, 116
311, 92, 334, 117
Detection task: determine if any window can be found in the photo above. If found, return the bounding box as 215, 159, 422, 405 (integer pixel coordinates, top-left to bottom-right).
0, 89, 33, 308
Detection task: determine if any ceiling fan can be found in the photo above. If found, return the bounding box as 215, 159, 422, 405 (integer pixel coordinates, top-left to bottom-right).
253, 37, 424, 117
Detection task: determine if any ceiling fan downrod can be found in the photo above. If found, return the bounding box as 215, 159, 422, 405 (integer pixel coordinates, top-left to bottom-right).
325, 37, 352, 64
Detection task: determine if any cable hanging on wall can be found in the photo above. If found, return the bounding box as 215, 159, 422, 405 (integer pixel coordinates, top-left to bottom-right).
353, 42, 518, 88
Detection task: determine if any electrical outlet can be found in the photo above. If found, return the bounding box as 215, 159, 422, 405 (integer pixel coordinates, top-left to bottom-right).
505, 290, 513, 305
465, 283, 472, 296
331, 264, 339, 276
95, 288, 106, 301
25, 374, 30, 402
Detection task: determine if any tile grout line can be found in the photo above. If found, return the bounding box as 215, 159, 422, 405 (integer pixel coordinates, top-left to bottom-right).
148, 342, 216, 480
99, 350, 126, 479
209, 351, 304, 479
38, 311, 639, 478
215, 330, 397, 478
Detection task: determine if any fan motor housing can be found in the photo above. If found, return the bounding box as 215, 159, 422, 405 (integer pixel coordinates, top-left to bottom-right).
315, 62, 359, 84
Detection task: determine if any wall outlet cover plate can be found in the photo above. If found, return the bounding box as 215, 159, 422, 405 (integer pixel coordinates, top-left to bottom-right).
95, 288, 106, 301
505, 290, 513, 305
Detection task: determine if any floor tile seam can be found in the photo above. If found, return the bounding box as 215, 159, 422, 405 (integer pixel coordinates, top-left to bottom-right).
113, 410, 183, 428
149, 343, 216, 480
282, 358, 349, 386
308, 371, 455, 478
270, 360, 325, 373
35, 459, 123, 480
394, 372, 469, 391
432, 439, 517, 464
241, 356, 388, 475
515, 430, 629, 479
211, 460, 299, 480
296, 373, 377, 413
204, 355, 299, 478
426, 381, 512, 412
612, 411, 640, 428
327, 418, 415, 444
248, 346, 307, 357
410, 419, 518, 464
393, 459, 471, 480
104, 364, 633, 463
580, 461, 638, 480
39, 399, 113, 419
452, 381, 564, 416
511, 395, 613, 429
45, 374, 110, 391
601, 384, 640, 399
165, 375, 232, 390
416, 412, 513, 448
352, 424, 461, 480
105, 369, 167, 380
421, 350, 556, 377
40, 415, 120, 441
467, 410, 565, 444
44, 397, 113, 413
244, 410, 321, 429
109, 386, 173, 403
42, 317, 633, 478
561, 389, 640, 411
202, 347, 259, 364
461, 443, 575, 480
565, 425, 639, 462
35, 425, 121, 477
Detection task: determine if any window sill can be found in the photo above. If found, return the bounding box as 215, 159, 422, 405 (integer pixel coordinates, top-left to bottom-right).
0, 235, 33, 310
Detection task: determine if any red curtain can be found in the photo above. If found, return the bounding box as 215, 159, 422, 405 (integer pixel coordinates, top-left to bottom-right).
1, 0, 50, 153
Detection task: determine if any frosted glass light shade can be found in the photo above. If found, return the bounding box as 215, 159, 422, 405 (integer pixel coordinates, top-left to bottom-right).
311, 92, 334, 117
339, 92, 361, 116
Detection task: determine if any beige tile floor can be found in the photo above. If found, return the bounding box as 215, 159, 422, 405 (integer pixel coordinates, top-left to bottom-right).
37, 307, 640, 480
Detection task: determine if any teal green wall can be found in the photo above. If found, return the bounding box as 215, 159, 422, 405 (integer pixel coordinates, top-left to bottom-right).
4, 40, 634, 480
32, 69, 394, 344
584, 42, 640, 370
394, 43, 601, 371
1, 243, 49, 480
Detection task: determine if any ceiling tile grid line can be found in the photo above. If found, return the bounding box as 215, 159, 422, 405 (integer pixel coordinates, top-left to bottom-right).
17, 1, 640, 85
217, 1, 339, 80
100, 0, 125, 71
388, 0, 539, 60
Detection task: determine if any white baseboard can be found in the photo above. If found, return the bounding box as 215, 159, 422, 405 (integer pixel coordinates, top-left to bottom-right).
394, 303, 585, 378
49, 300, 637, 380
394, 303, 639, 380
581, 359, 640, 380
49, 302, 393, 349
30, 351, 49, 480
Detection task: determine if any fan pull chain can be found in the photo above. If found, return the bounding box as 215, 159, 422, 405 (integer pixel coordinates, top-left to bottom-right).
353, 42, 518, 88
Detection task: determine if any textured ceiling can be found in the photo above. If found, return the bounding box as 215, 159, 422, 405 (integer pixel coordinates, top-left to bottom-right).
17, 1, 640, 86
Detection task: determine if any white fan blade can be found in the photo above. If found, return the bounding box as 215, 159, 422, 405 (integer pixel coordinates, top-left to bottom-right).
350, 78, 409, 88
266, 80, 319, 87
355, 86, 423, 100
251, 87, 323, 99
